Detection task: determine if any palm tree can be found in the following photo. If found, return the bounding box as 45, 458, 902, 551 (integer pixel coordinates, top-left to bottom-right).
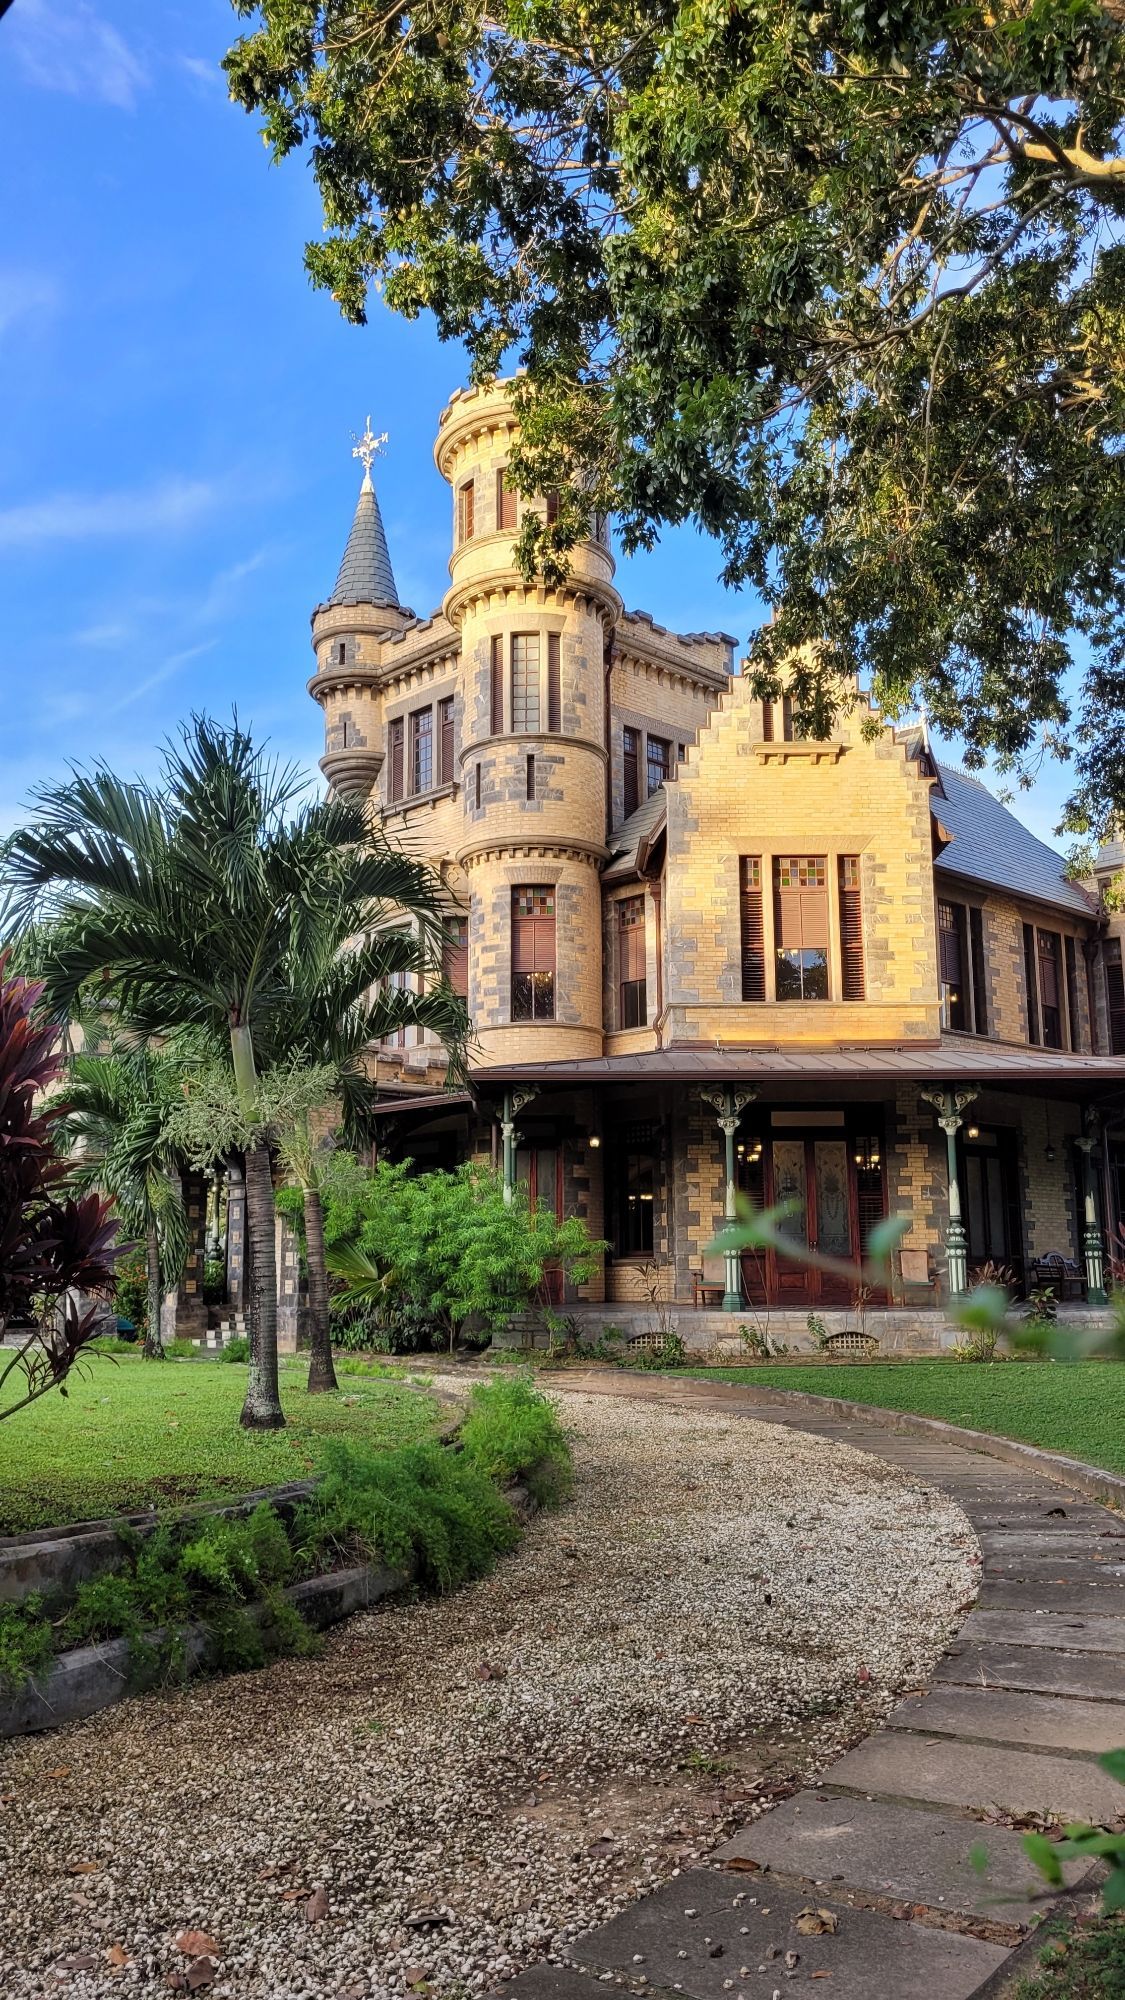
0, 716, 452, 1428
260, 925, 468, 1393
63, 1041, 190, 1359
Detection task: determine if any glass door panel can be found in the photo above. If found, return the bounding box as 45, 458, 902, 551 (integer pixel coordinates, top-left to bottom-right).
813, 1140, 851, 1258
771, 1140, 808, 1298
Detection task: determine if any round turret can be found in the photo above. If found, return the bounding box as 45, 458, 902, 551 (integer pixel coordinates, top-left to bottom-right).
435, 380, 619, 1064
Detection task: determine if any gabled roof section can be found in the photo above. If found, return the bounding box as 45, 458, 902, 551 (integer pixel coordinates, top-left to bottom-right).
932, 762, 1096, 919
328, 471, 399, 610
604, 786, 668, 882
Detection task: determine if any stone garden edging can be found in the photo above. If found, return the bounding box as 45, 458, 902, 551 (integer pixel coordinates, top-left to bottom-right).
0, 1470, 542, 1740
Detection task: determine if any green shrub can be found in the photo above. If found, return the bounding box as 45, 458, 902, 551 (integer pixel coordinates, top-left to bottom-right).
113, 1249, 149, 1339
0, 1599, 55, 1691
458, 1374, 573, 1502
88, 1335, 141, 1355
296, 1438, 521, 1592
202, 1257, 227, 1306
164, 1337, 201, 1359
220, 1335, 250, 1363
179, 1503, 293, 1599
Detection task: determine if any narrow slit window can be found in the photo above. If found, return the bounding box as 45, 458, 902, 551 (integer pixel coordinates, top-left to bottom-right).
490, 635, 504, 734
496, 469, 518, 532
1023, 922, 1041, 1043
547, 632, 561, 732
409, 706, 433, 794
458, 479, 475, 542
526, 753, 536, 801
622, 726, 639, 818
438, 696, 455, 787
443, 916, 468, 1000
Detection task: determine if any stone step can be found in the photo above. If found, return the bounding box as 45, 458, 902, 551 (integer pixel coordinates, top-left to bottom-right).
883, 1685, 1125, 1755
937, 1640, 1125, 1703
959, 1607, 1125, 1654
824, 1731, 1125, 1823
976, 1579, 1125, 1615
565, 1865, 1008, 2000
713, 1791, 1092, 1925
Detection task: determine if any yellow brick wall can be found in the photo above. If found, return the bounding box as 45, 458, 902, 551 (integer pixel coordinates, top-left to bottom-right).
661, 678, 941, 1041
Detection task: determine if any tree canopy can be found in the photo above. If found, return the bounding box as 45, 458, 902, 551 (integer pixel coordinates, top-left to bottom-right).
226, 1, 1125, 832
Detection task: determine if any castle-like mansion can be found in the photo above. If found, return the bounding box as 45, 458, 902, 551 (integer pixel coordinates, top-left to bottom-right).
297, 379, 1125, 1342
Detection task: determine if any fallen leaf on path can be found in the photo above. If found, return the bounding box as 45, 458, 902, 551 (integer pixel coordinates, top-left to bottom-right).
174, 1931, 222, 1959
795, 1908, 839, 1937
305, 1886, 330, 1923
67, 1861, 102, 1875
185, 1959, 217, 1992
58, 1954, 98, 1973
46, 1766, 71, 1780
106, 1943, 130, 1968
726, 1857, 761, 1873
280, 1886, 311, 1902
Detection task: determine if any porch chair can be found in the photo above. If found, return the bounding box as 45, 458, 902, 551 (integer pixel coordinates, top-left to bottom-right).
691, 1254, 727, 1309
1029, 1251, 1084, 1300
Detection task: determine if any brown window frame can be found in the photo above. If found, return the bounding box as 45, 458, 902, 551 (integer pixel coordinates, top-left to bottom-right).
646, 734, 672, 797
408, 706, 433, 795
547, 632, 561, 732
510, 633, 541, 733
490, 635, 504, 734
774, 856, 829, 1001
617, 895, 647, 1028
511, 886, 556, 1021
442, 915, 469, 1000
457, 479, 475, 542
496, 469, 518, 533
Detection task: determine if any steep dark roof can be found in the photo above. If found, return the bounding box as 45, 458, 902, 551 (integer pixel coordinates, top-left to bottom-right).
604, 786, 668, 881
328, 474, 399, 609
932, 763, 1095, 918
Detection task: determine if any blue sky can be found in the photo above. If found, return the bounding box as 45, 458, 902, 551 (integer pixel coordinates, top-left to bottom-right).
0, 0, 1075, 848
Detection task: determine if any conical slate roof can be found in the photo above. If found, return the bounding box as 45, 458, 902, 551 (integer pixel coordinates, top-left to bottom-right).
328, 470, 399, 609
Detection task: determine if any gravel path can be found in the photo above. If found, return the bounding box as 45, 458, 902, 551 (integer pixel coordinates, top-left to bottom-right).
0, 1386, 977, 1999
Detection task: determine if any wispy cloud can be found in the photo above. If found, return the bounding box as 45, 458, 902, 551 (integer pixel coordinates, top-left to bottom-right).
0, 269, 60, 345
9, 1, 148, 112
0, 476, 223, 551
103, 640, 217, 717
177, 53, 224, 96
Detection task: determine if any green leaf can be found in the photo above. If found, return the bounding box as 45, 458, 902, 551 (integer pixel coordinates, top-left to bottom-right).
865, 1215, 910, 1263
1022, 1831, 1063, 1885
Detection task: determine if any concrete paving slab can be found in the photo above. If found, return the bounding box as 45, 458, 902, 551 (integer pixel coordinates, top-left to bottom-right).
983, 1554, 1125, 1581
502, 1971, 611, 2000
978, 1531, 1125, 1556
824, 1732, 1125, 1822
569, 1867, 1008, 2000
976, 1580, 1125, 1614
960, 1608, 1125, 1653
969, 1508, 1117, 1531
883, 1685, 1125, 1753
713, 1791, 1091, 1921
936, 1640, 1125, 1701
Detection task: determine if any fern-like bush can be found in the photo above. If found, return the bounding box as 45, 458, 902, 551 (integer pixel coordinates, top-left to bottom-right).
458, 1374, 573, 1504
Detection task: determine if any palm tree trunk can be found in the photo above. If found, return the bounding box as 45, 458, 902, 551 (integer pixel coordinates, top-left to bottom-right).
143, 1225, 165, 1359
303, 1183, 338, 1394
240, 1140, 285, 1429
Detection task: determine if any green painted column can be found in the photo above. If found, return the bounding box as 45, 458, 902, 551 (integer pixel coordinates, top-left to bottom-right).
499, 1088, 536, 1205
701, 1086, 757, 1311
920, 1087, 978, 1299
1075, 1129, 1109, 1305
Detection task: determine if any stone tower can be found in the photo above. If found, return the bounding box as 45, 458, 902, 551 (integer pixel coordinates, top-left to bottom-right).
309, 433, 413, 800
434, 380, 621, 1064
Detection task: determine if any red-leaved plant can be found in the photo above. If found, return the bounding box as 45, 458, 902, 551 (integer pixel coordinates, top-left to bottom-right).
0, 953, 118, 1419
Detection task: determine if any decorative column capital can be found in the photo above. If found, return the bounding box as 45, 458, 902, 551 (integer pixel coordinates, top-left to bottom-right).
920, 1086, 979, 1133
700, 1085, 757, 1127
1074, 1134, 1097, 1157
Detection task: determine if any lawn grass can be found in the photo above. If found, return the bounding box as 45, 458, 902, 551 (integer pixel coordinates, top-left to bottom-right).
678, 1359, 1125, 1474
0, 1354, 442, 1532
1012, 1915, 1125, 1998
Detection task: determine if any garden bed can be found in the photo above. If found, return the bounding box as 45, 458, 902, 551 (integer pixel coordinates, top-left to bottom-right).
0, 1377, 571, 1739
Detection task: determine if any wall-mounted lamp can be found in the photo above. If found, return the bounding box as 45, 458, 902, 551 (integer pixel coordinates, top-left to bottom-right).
966, 1124, 980, 1140
588, 1133, 601, 1149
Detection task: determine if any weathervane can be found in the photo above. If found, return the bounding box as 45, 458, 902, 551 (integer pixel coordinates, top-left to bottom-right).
351, 415, 388, 488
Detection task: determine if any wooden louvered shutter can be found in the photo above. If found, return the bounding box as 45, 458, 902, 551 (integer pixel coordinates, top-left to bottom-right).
739, 857, 765, 1001
387, 718, 404, 802
622, 727, 639, 817
496, 469, 517, 532
1064, 934, 1080, 1050
1023, 923, 1040, 1043
969, 907, 988, 1034
443, 917, 468, 999
838, 856, 865, 1000
547, 632, 561, 732
438, 697, 454, 785
490, 636, 503, 734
